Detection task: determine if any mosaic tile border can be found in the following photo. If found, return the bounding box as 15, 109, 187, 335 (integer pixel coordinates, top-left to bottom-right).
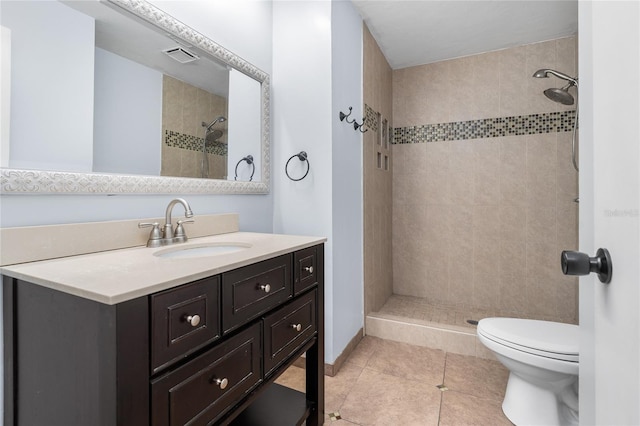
165, 130, 228, 156
364, 104, 379, 132
393, 110, 576, 144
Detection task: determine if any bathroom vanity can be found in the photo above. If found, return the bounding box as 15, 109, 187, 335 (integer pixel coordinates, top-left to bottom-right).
1, 232, 324, 426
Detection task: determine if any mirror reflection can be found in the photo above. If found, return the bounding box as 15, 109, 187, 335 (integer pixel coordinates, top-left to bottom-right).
1, 0, 263, 184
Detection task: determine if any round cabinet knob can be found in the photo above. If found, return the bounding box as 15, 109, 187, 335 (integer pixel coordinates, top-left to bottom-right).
260, 284, 271, 293
213, 377, 228, 390
291, 323, 302, 332
304, 266, 314, 274
186, 315, 201, 327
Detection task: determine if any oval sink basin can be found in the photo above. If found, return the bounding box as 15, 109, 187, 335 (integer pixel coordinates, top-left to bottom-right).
154, 242, 252, 259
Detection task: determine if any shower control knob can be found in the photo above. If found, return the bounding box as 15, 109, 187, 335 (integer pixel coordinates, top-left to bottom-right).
561, 248, 612, 284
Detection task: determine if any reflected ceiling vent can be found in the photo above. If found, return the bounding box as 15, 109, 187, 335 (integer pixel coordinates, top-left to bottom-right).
162, 46, 199, 64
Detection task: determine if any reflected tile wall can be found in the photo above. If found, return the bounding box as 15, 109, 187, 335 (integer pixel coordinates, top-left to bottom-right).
391, 36, 578, 324
161, 75, 228, 179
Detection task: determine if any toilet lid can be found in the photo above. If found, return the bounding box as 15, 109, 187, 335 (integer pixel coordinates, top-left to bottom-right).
478, 318, 578, 362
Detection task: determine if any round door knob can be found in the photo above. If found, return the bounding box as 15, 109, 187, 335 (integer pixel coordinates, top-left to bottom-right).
291, 323, 302, 332
304, 266, 314, 274
213, 377, 228, 390
186, 314, 201, 327
561, 248, 612, 284
260, 284, 271, 293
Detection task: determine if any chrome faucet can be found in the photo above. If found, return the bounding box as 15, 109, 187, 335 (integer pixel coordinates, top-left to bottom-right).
139, 198, 195, 247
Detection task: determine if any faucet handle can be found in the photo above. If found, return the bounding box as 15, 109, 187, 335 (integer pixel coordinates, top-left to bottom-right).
174, 219, 195, 242
138, 222, 162, 247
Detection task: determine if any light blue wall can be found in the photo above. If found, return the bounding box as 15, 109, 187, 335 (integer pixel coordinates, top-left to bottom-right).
272, 0, 364, 364
331, 0, 364, 362
2, 1, 94, 172
93, 48, 162, 176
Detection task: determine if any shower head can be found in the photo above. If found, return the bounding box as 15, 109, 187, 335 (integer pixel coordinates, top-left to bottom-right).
544, 83, 575, 105
202, 116, 227, 131
533, 68, 578, 105
205, 129, 224, 144
532, 69, 578, 86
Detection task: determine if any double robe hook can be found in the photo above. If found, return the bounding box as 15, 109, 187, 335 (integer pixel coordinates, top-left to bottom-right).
339, 106, 368, 133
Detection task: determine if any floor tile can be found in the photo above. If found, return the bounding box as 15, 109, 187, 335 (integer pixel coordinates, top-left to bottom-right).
443, 352, 509, 401
325, 361, 364, 413
439, 391, 513, 426
365, 338, 446, 385
344, 336, 382, 367
339, 368, 441, 426
274, 364, 306, 393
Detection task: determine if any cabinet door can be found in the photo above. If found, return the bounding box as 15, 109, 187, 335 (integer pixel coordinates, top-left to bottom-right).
222, 254, 292, 334
151, 276, 221, 373
151, 323, 262, 426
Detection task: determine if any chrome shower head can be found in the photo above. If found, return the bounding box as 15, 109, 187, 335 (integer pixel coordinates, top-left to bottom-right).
533, 68, 578, 105
202, 116, 227, 131
544, 83, 575, 105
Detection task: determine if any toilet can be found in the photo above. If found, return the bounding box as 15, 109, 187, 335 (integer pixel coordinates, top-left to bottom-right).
477, 318, 579, 426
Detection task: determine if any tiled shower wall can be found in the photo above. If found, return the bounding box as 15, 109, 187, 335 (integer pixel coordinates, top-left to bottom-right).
363, 26, 394, 316
161, 75, 228, 179
391, 36, 579, 324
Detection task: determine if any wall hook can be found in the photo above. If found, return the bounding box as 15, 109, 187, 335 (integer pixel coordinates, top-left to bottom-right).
234, 155, 255, 181
285, 151, 310, 181
354, 120, 368, 133
339, 106, 356, 124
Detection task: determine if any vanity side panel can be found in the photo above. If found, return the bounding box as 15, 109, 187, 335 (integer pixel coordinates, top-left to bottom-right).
306, 244, 325, 426
116, 296, 149, 425
3, 276, 16, 426
13, 280, 117, 426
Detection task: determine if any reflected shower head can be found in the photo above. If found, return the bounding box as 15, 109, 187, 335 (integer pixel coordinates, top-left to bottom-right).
533, 68, 578, 105
205, 129, 224, 143
544, 83, 575, 105
202, 116, 227, 131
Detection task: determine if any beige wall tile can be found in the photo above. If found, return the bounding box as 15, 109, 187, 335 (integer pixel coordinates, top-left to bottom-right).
386, 36, 577, 323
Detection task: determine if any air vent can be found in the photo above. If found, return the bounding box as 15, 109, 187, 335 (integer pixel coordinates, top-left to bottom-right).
162, 47, 199, 64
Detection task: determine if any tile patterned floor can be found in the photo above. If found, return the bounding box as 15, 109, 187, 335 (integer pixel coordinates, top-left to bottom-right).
275, 336, 514, 425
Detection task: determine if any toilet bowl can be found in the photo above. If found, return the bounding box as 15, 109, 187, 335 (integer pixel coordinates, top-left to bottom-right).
477, 318, 579, 426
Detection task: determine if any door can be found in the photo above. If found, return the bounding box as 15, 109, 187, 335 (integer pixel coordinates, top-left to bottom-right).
579, 2, 640, 424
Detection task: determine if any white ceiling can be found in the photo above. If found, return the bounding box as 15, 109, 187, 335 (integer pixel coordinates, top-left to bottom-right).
351, 0, 578, 69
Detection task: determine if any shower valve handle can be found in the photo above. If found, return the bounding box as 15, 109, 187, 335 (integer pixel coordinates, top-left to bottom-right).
561, 248, 612, 284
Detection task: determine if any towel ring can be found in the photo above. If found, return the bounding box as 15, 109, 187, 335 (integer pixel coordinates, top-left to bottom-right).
234, 155, 255, 181
285, 151, 310, 181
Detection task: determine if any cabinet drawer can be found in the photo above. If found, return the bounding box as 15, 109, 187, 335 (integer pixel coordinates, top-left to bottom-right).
294, 246, 320, 295
151, 323, 262, 426
222, 254, 292, 334
264, 289, 317, 375
151, 276, 220, 373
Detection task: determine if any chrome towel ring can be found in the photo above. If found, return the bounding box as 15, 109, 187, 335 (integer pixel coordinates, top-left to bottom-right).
285, 151, 310, 181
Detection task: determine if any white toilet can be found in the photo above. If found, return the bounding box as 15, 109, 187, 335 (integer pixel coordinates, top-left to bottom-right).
477, 318, 579, 426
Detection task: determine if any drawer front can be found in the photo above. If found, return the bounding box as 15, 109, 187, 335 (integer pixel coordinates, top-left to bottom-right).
151, 323, 262, 426
263, 289, 317, 375
222, 254, 292, 334
151, 276, 220, 373
294, 246, 319, 295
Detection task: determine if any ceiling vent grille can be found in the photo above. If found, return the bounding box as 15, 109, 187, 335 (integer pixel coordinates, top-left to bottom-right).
162, 47, 199, 64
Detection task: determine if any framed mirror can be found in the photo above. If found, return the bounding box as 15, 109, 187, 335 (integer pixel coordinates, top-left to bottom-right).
0, 0, 270, 194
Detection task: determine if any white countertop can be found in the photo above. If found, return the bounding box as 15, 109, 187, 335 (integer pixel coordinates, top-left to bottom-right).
0, 232, 326, 305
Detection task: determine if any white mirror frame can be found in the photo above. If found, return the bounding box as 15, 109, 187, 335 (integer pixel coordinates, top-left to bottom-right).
0, 0, 270, 195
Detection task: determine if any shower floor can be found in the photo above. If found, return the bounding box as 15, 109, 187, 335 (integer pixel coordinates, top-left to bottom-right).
365, 294, 506, 359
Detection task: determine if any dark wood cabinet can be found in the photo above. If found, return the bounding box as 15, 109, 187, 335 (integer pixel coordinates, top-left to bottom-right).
3, 244, 324, 426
